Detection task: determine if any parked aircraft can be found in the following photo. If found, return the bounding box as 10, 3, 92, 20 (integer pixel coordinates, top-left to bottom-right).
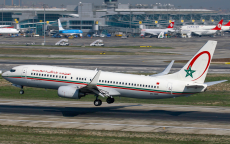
0, 25, 14, 28
181, 19, 223, 37
140, 22, 175, 37
2, 40, 227, 106
0, 28, 19, 34
58, 19, 83, 37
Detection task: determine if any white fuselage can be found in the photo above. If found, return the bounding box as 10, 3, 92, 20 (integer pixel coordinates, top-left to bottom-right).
181, 25, 230, 32
0, 28, 19, 34
141, 28, 174, 36
2, 65, 205, 99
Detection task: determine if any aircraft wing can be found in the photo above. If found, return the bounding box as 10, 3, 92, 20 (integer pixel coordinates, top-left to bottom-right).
79, 70, 120, 97
151, 60, 174, 77
145, 31, 159, 35
205, 80, 228, 86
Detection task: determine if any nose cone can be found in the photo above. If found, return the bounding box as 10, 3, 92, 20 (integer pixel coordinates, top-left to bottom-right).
2, 72, 7, 77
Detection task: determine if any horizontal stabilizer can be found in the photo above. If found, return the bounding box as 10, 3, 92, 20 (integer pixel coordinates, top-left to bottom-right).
185, 84, 205, 88
151, 60, 174, 77
205, 80, 227, 86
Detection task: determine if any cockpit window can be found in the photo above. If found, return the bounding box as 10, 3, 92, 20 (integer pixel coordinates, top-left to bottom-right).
10, 69, 16, 72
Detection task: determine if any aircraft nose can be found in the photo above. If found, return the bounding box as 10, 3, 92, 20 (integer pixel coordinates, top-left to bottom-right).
2, 71, 7, 77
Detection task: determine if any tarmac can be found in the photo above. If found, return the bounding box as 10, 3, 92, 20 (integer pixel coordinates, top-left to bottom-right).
0, 36, 230, 73
0, 99, 230, 135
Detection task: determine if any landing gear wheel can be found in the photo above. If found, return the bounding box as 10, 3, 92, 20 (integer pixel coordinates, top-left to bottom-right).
94, 99, 102, 106
19, 90, 24, 95
106, 97, 115, 104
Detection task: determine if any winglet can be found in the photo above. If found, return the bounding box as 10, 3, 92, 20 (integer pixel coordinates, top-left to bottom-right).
205, 80, 227, 86
151, 60, 174, 77
88, 70, 101, 88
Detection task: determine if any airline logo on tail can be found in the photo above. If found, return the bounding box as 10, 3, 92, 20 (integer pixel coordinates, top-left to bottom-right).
184, 51, 211, 81
167, 22, 174, 29
211, 19, 223, 30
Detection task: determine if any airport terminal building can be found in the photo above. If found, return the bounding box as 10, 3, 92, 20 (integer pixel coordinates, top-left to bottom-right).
0, 0, 228, 35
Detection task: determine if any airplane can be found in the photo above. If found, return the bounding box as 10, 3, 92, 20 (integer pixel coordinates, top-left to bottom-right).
140, 22, 175, 37
181, 20, 230, 32
58, 19, 83, 37
1, 40, 227, 106
0, 25, 14, 28
0, 28, 20, 34
181, 19, 223, 37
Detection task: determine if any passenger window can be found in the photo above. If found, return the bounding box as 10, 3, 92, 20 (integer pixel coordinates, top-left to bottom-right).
36, 73, 38, 76
59, 76, 61, 78
52, 75, 54, 77
102, 80, 104, 82
50, 75, 52, 77
85, 78, 86, 81
47, 74, 49, 77
56, 75, 58, 78
105, 80, 107, 83
44, 74, 46, 76
99, 80, 101, 82
76, 77, 78, 80
131, 83, 133, 86
90, 79, 92, 81
154, 86, 156, 88
140, 84, 142, 87
116, 82, 118, 84
34, 73, 35, 75
129, 83, 130, 86
65, 76, 67, 79
71, 77, 73, 79
151, 86, 153, 88
137, 84, 139, 86
134, 84, 136, 86
119, 82, 121, 84
42, 74, 43, 76
125, 83, 127, 85
148, 85, 150, 88
39, 74, 41, 76
157, 86, 159, 88
31, 73, 33, 75
110, 81, 112, 83
146, 85, 147, 87
113, 81, 115, 84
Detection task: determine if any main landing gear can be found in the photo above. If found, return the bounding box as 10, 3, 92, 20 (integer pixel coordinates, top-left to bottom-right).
106, 97, 115, 104
19, 86, 24, 95
94, 96, 115, 106
94, 95, 102, 106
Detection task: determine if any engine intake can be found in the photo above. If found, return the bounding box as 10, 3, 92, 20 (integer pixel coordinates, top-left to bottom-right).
58, 86, 84, 99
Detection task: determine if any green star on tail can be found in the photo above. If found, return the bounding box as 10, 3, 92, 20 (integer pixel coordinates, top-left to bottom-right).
184, 66, 196, 78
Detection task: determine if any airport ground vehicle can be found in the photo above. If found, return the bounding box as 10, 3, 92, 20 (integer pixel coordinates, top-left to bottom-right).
55, 39, 69, 46
90, 39, 104, 46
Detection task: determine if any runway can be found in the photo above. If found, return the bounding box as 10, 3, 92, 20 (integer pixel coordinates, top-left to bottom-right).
0, 99, 230, 135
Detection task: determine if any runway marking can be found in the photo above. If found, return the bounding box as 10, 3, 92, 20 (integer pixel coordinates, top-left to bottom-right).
1, 119, 230, 131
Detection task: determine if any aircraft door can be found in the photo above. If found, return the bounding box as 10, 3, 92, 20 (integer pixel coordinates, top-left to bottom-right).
21, 68, 28, 79
167, 83, 172, 95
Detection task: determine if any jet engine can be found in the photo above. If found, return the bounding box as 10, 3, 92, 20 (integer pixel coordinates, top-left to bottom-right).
58, 86, 85, 99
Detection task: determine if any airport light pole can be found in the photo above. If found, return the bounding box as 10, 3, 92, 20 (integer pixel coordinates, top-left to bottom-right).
43, 4, 47, 45
1, 4, 3, 23
79, 2, 83, 30
129, 0, 131, 29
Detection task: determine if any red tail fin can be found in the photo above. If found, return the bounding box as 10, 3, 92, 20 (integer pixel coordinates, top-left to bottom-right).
224, 21, 230, 26
167, 22, 174, 29
211, 19, 223, 30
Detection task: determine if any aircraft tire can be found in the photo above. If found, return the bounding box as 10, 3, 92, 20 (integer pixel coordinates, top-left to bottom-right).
94, 99, 102, 106
19, 90, 24, 95
106, 97, 115, 104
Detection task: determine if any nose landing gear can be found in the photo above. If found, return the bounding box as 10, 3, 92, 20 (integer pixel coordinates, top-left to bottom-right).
19, 86, 24, 95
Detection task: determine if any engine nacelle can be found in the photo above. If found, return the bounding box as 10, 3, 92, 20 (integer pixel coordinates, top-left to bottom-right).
58, 86, 84, 99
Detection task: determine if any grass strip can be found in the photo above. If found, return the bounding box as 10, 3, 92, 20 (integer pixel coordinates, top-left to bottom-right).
0, 125, 229, 144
